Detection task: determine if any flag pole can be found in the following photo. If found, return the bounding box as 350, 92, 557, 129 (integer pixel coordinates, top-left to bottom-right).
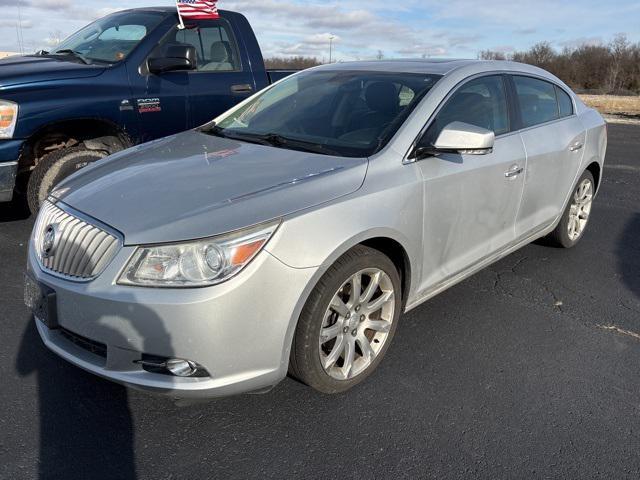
176, 1, 186, 29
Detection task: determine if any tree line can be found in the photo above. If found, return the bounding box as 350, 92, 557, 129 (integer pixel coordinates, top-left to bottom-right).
265, 34, 640, 94
479, 34, 640, 94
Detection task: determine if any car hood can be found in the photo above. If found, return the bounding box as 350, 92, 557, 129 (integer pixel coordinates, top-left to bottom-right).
52, 130, 368, 245
0, 55, 105, 88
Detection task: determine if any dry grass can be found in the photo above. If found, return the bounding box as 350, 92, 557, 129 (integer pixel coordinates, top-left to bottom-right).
579, 94, 640, 116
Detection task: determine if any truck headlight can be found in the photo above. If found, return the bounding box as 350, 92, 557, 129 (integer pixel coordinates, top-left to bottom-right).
118, 220, 280, 287
0, 100, 18, 139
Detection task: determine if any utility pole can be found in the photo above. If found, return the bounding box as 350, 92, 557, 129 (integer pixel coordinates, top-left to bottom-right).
329, 35, 335, 63
17, 0, 24, 54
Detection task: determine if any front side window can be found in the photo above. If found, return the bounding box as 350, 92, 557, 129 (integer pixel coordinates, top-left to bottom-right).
207, 70, 442, 157
513, 76, 560, 127
152, 20, 240, 72
423, 75, 509, 145
51, 11, 164, 64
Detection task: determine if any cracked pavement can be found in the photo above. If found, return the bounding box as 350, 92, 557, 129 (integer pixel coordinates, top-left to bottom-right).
0, 124, 639, 479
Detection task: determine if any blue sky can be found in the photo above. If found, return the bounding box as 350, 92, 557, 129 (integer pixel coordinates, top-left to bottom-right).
1, 0, 639, 60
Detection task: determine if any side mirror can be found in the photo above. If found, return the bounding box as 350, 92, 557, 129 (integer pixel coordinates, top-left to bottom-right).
148, 45, 197, 74
414, 121, 495, 159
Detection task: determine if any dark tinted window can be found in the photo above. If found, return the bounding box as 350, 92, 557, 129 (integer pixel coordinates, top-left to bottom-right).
424, 75, 509, 145
513, 76, 559, 127
212, 70, 442, 157
556, 86, 574, 117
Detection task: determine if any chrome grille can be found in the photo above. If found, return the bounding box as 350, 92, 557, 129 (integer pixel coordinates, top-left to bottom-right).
33, 201, 120, 280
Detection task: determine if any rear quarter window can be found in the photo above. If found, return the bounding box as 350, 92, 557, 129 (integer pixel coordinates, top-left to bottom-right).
513, 76, 560, 128
556, 86, 574, 117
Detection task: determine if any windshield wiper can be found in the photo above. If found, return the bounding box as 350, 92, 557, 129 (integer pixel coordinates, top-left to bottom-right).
51, 49, 89, 64
201, 126, 340, 156
255, 133, 341, 156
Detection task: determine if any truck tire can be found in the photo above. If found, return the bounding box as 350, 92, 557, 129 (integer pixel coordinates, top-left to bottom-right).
27, 146, 108, 213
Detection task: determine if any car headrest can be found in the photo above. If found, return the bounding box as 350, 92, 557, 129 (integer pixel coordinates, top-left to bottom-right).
210, 41, 230, 63
365, 82, 399, 114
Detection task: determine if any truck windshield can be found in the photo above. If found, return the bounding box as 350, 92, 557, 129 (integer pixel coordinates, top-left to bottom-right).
51, 11, 164, 64
208, 70, 442, 157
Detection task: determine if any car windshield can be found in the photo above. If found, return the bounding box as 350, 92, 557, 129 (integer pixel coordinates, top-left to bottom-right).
208, 70, 442, 157
50, 11, 165, 64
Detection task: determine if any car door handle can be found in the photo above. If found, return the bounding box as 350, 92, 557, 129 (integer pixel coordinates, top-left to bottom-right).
570, 142, 583, 152
231, 84, 254, 93
504, 166, 524, 178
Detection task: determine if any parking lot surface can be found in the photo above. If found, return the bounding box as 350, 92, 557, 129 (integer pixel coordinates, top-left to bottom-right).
1, 124, 638, 479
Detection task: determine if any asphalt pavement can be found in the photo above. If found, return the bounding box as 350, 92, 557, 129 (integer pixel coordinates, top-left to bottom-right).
0, 124, 639, 479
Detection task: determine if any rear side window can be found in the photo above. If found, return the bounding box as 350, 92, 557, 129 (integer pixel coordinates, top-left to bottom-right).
513, 76, 559, 127
425, 75, 509, 144
556, 86, 574, 117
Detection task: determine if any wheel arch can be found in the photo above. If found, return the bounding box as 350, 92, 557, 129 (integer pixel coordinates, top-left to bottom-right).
18, 117, 133, 173
585, 161, 602, 194
279, 229, 417, 369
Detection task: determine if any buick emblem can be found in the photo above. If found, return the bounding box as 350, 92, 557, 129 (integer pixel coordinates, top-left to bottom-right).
42, 224, 58, 259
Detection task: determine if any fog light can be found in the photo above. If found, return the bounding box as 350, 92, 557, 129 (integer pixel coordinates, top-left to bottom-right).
166, 358, 198, 377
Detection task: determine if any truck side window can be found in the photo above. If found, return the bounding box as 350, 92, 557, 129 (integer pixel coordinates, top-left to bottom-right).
152, 20, 241, 72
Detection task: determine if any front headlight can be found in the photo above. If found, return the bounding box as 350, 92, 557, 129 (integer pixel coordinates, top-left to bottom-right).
118, 220, 280, 287
0, 100, 18, 139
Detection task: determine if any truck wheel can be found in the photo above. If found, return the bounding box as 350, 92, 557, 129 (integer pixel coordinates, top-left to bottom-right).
289, 246, 402, 393
27, 146, 107, 213
545, 170, 595, 248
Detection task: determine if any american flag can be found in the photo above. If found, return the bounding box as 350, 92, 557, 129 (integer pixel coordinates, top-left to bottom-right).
176, 0, 220, 20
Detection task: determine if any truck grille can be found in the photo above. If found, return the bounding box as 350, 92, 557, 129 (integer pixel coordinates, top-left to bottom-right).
33, 201, 120, 280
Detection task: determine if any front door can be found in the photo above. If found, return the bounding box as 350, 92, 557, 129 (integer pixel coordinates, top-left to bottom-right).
171, 18, 256, 128
414, 75, 526, 291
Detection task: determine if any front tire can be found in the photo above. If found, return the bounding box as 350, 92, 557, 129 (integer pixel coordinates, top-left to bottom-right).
546, 170, 595, 248
289, 246, 402, 394
27, 146, 107, 213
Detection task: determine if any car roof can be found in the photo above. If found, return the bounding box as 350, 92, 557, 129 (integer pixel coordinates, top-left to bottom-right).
311, 59, 564, 85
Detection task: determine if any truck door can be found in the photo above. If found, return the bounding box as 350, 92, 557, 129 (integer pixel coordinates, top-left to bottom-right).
127, 52, 190, 143
171, 17, 257, 128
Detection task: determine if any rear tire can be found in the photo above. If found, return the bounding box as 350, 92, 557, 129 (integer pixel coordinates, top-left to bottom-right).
546, 170, 595, 248
27, 146, 107, 213
289, 246, 402, 394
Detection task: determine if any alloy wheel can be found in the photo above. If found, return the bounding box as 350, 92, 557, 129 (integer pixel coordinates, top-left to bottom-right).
319, 268, 395, 380
567, 178, 593, 241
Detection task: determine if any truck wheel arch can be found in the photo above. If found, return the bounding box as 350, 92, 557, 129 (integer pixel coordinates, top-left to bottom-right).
18, 118, 133, 174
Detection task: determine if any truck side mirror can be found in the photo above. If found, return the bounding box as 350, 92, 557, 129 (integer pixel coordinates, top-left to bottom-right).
148, 45, 197, 74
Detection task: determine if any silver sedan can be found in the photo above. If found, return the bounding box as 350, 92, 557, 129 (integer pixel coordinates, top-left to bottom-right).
26, 60, 607, 398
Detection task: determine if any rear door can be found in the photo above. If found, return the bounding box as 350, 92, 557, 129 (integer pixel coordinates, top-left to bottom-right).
415, 75, 526, 291
511, 75, 586, 237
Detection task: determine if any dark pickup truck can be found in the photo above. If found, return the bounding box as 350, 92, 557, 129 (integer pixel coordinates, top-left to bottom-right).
0, 7, 294, 211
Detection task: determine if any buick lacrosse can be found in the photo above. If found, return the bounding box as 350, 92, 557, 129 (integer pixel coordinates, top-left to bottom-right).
26, 60, 606, 397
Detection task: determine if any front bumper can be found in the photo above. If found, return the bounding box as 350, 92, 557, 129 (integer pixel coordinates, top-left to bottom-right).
27, 241, 316, 399
0, 140, 23, 201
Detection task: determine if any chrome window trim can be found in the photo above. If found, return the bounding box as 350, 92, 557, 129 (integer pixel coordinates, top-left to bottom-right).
403, 70, 578, 164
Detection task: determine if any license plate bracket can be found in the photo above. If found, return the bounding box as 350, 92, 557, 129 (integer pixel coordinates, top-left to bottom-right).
24, 274, 59, 329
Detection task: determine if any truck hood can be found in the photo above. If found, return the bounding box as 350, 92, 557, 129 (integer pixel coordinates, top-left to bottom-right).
0, 55, 105, 88
53, 130, 368, 245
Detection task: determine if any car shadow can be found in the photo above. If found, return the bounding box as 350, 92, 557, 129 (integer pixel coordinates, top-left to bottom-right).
0, 193, 31, 223
617, 213, 640, 300
15, 287, 176, 480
